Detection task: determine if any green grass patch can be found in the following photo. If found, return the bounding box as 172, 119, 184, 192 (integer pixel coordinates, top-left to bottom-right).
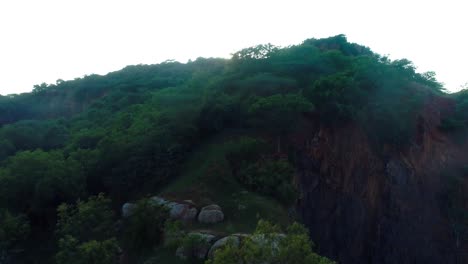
161, 133, 291, 233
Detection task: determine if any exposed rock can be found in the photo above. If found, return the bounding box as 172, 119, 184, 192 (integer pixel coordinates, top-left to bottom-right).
208, 235, 240, 259
183, 199, 196, 206
150, 196, 168, 206
181, 207, 198, 221
167, 202, 198, 221
124, 197, 193, 219
121, 202, 136, 218
294, 104, 468, 264
198, 204, 224, 224
203, 204, 221, 211
167, 202, 184, 217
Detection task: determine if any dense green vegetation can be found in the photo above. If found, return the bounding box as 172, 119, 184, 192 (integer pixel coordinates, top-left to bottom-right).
207, 220, 335, 264
0, 35, 456, 263
55, 194, 119, 264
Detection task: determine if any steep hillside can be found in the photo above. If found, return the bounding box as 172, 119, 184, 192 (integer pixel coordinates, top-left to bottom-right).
0, 35, 466, 264
294, 94, 467, 263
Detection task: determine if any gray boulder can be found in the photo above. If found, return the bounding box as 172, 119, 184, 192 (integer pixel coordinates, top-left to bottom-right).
208, 235, 241, 258
123, 196, 199, 222
167, 202, 184, 217
198, 204, 224, 224
183, 199, 196, 206
121, 202, 136, 218
203, 204, 221, 211
167, 202, 198, 221
181, 207, 198, 221
150, 196, 168, 206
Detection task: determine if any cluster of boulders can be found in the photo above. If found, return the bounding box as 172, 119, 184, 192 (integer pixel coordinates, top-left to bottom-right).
121, 196, 285, 261
121, 196, 252, 260
121, 196, 224, 224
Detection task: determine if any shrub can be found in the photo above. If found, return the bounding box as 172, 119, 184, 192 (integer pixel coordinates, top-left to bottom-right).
207, 220, 335, 264
55, 236, 120, 264
163, 220, 185, 249
122, 198, 169, 253
56, 193, 115, 242
224, 137, 268, 171
55, 194, 119, 264
0, 209, 30, 252
238, 159, 297, 204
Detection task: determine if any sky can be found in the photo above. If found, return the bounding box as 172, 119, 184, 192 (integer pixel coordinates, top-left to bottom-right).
0, 0, 467, 95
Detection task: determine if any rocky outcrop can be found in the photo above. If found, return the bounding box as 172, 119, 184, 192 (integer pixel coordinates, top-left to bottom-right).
198, 204, 224, 224
150, 196, 169, 206
123, 196, 198, 221
121, 202, 136, 218
293, 96, 468, 264
166, 202, 198, 221
123, 197, 228, 224
207, 235, 241, 258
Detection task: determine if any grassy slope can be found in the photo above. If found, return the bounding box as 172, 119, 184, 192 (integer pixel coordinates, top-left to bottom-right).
144, 133, 290, 263
161, 132, 290, 234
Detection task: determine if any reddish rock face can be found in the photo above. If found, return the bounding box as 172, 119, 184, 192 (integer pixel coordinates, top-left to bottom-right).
293, 95, 468, 264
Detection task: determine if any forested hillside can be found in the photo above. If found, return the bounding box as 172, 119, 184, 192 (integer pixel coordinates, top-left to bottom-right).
0, 35, 466, 264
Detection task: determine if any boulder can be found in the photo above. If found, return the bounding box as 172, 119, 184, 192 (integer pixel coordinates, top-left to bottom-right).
183, 199, 196, 206
121, 202, 136, 218
203, 204, 221, 211
182, 207, 198, 221
207, 235, 241, 258
167, 202, 198, 221
150, 196, 168, 206
198, 204, 224, 224
167, 202, 185, 217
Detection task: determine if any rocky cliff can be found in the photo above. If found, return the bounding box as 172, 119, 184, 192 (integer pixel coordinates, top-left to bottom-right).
294, 94, 468, 263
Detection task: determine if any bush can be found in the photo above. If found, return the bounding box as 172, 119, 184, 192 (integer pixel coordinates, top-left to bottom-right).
55, 194, 119, 264
55, 236, 120, 264
207, 220, 335, 264
225, 137, 268, 171
56, 193, 115, 242
305, 72, 361, 122
122, 198, 169, 253
0, 209, 30, 252
224, 137, 297, 204
238, 159, 297, 204
178, 233, 211, 261
163, 220, 185, 249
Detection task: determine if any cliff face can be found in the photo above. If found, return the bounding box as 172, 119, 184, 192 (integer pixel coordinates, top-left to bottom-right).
294, 95, 468, 264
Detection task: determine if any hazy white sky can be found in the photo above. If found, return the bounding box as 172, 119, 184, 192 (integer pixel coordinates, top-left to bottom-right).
0, 0, 466, 95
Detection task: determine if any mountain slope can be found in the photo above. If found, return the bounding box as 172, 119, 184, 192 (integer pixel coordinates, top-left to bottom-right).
0, 35, 466, 264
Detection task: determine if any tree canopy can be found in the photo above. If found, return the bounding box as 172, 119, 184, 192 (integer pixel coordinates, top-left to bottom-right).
0, 35, 454, 263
